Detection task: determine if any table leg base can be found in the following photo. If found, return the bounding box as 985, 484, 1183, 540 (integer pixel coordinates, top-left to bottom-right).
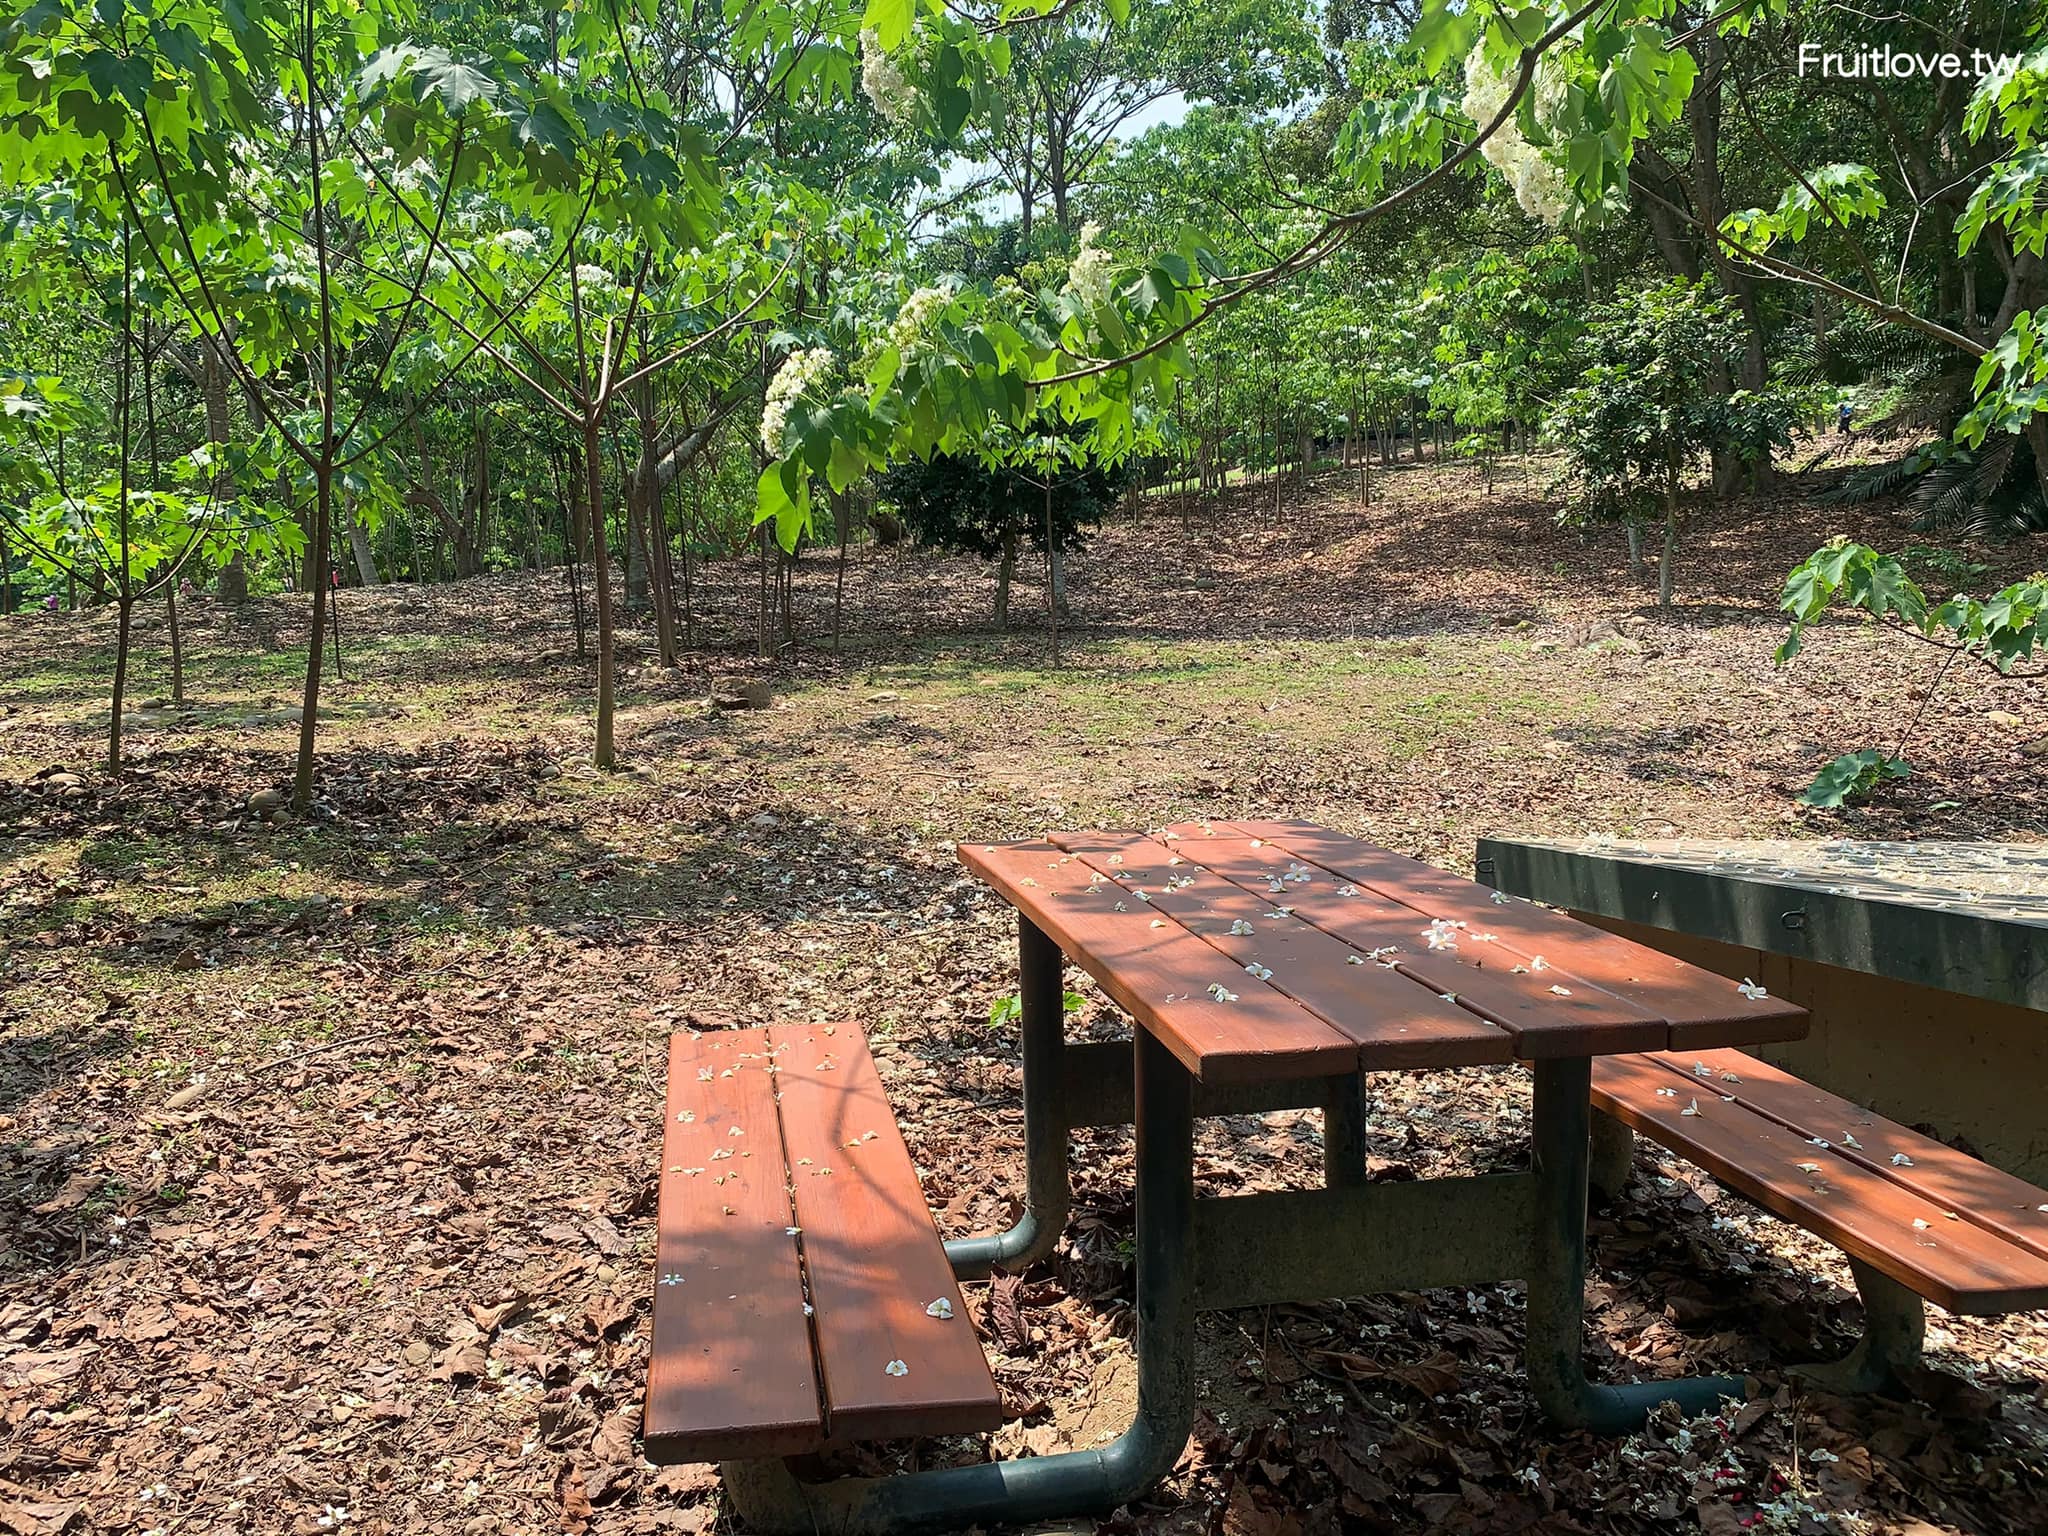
1789, 1259, 1924, 1395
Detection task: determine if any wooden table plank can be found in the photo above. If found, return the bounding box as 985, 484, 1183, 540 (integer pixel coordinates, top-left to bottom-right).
1049, 834, 1516, 1070
644, 1030, 823, 1462
960, 841, 1360, 1081
1646, 1049, 2048, 1267
1201, 820, 1807, 1051
1127, 832, 1668, 1060
772, 1023, 1002, 1443
1592, 1053, 2048, 1314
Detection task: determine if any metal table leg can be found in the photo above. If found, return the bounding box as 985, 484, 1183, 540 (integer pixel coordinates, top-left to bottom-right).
727, 1027, 1198, 1534
1323, 1071, 1370, 1189
1525, 1057, 1748, 1430
947, 914, 1072, 1278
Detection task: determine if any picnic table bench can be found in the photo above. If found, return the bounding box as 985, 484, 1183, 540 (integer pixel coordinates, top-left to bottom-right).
1588, 1048, 2048, 1391
643, 820, 1812, 1534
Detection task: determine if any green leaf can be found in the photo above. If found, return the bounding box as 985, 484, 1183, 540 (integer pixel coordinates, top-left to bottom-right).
862, 0, 913, 52
1799, 748, 1909, 808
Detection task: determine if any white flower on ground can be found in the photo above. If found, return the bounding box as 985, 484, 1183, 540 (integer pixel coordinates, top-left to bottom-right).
760, 346, 836, 457
925, 1297, 952, 1319
885, 1358, 909, 1376
1737, 978, 1769, 1000
1065, 222, 1116, 309
859, 29, 917, 124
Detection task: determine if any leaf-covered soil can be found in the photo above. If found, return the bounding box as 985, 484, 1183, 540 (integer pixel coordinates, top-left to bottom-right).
3, 454, 2045, 1536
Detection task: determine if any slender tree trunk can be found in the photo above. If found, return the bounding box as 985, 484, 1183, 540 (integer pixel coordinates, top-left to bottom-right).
1658, 467, 1680, 610
294, 469, 333, 809
166, 585, 185, 706
1626, 521, 1645, 579
832, 488, 850, 655
584, 415, 618, 769
346, 502, 380, 585
995, 526, 1016, 629
1044, 480, 1059, 669
0, 522, 13, 614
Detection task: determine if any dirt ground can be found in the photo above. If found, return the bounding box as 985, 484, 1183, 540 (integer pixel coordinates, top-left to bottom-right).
3, 452, 2046, 1536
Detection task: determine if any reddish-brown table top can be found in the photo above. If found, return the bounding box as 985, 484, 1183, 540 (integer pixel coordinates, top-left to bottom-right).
961, 820, 1809, 1083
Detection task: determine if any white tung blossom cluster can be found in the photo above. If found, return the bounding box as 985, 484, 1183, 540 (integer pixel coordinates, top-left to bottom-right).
886, 284, 952, 356
760, 347, 835, 457
860, 29, 917, 124
1065, 222, 1116, 309
1461, 44, 1570, 226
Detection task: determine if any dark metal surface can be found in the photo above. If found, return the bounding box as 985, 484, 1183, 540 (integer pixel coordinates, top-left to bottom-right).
1792, 1258, 1926, 1394
946, 915, 1072, 1279
1479, 836, 2048, 1012
1191, 1174, 1535, 1310
1525, 1058, 1748, 1430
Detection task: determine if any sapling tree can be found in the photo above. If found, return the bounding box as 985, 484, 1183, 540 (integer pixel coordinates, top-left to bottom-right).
1776, 538, 2045, 807
1546, 280, 1805, 607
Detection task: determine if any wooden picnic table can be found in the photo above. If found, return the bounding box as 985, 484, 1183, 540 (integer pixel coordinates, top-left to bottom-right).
949, 820, 1810, 1473
648, 820, 1815, 1535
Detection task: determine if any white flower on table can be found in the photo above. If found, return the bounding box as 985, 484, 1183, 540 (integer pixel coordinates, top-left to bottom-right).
1423, 919, 1459, 952
676, 1110, 696, 1124
1737, 978, 1768, 1000
1549, 985, 1572, 997
1842, 1132, 1862, 1149
1490, 890, 1510, 904
1529, 956, 1549, 972
1655, 1088, 1677, 1098
885, 1358, 909, 1376
659, 1272, 685, 1286
1229, 919, 1255, 936
1892, 1153, 1915, 1167
1911, 1219, 1930, 1231
1206, 982, 1239, 1003
1680, 1099, 1701, 1117
926, 1298, 953, 1319
1337, 884, 1359, 896
1245, 962, 1273, 980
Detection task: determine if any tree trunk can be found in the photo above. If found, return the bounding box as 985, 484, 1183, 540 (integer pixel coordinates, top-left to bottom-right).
995, 526, 1017, 629
293, 467, 333, 810
584, 415, 618, 770
1626, 521, 1644, 579
166, 584, 185, 705
1658, 471, 1680, 610
346, 503, 380, 585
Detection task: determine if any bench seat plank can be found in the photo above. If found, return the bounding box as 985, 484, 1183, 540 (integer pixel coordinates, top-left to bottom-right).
1592, 1052, 2048, 1315
645, 1030, 823, 1463
1647, 1049, 2048, 1267
773, 1023, 1003, 1443
961, 841, 1360, 1081
1108, 831, 1667, 1060
1205, 819, 1807, 1049
1051, 834, 1516, 1070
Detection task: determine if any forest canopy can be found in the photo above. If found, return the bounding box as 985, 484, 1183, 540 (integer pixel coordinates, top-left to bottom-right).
2, 0, 2045, 793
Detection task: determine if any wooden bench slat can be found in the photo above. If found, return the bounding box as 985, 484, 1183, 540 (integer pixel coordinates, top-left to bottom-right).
1592, 1053, 2048, 1314
1050, 834, 1517, 1070
1649, 1049, 2048, 1267
772, 1023, 1003, 1443
645, 1030, 823, 1462
960, 841, 1360, 1081
1202, 820, 1807, 1049
1129, 832, 1667, 1060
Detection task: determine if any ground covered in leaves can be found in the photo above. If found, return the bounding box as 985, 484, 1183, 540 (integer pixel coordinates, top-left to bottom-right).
3, 453, 2045, 1536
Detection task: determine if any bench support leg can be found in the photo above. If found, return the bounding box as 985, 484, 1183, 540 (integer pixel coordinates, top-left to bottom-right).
1324, 1072, 1370, 1189
1792, 1259, 1925, 1395
1588, 1108, 1634, 1201
1526, 1058, 1749, 1432
947, 914, 1071, 1279
723, 1029, 1197, 1534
